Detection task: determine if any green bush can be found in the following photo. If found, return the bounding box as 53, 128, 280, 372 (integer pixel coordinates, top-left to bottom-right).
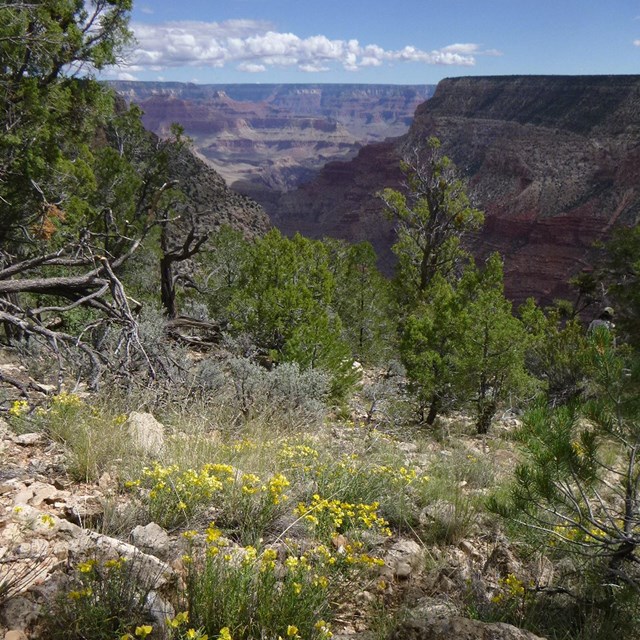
44, 555, 155, 640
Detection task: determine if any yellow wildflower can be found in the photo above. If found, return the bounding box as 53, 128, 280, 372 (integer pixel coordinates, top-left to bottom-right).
77, 559, 96, 573
218, 627, 233, 640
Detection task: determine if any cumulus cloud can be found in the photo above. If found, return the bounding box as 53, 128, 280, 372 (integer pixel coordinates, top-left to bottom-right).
126, 19, 493, 74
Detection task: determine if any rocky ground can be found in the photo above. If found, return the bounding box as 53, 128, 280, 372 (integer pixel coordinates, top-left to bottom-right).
0, 396, 554, 640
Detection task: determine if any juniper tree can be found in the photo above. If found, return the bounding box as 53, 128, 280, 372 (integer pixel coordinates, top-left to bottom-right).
456, 253, 533, 433
400, 273, 465, 425
228, 230, 356, 398
326, 240, 395, 364
380, 137, 483, 308
0, 1, 210, 389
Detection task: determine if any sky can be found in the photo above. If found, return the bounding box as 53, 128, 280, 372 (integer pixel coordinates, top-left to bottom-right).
101, 1, 640, 85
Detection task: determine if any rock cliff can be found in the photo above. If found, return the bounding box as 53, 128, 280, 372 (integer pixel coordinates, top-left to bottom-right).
273, 75, 640, 305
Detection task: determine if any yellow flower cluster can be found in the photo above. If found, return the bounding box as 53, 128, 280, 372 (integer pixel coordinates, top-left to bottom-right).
166, 611, 209, 639
278, 443, 320, 473
139, 462, 226, 523
104, 557, 127, 570
8, 399, 29, 417
218, 628, 232, 640
241, 473, 262, 495
119, 626, 154, 640
372, 464, 430, 488
571, 440, 587, 459
51, 391, 84, 408
296, 494, 391, 537
550, 520, 620, 547
235, 470, 290, 505
39, 513, 55, 528
77, 559, 97, 574
260, 548, 278, 572
491, 573, 526, 604
267, 473, 291, 505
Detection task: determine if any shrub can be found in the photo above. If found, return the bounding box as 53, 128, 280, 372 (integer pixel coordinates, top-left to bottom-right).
44, 555, 156, 640
184, 527, 334, 640
32, 392, 134, 482
130, 462, 291, 542
183, 522, 382, 640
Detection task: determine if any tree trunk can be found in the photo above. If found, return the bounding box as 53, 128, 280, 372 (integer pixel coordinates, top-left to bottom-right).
476, 399, 496, 434
159, 256, 177, 319
425, 392, 441, 425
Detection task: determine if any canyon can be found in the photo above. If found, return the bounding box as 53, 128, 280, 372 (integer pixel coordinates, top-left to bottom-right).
114, 76, 640, 306
110, 82, 434, 207
272, 75, 640, 305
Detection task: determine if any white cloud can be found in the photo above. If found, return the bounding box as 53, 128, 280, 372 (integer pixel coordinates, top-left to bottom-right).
237, 62, 267, 73
635, 39, 640, 46
99, 68, 139, 81
124, 19, 492, 74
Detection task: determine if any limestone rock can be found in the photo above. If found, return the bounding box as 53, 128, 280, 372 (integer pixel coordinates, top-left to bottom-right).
62, 494, 105, 526
390, 616, 547, 640
126, 412, 165, 457
484, 542, 521, 579
12, 434, 43, 447
0, 597, 39, 632
131, 522, 173, 560
382, 539, 423, 579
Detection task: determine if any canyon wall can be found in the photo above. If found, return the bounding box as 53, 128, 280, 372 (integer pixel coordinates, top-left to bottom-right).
273, 75, 640, 305
110, 82, 434, 206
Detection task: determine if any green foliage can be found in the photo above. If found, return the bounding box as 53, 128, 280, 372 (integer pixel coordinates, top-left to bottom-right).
0, 0, 133, 245
519, 298, 589, 405
228, 230, 357, 398
130, 462, 291, 542
30, 392, 134, 482
603, 224, 640, 347
184, 535, 335, 640
44, 555, 154, 640
384, 140, 530, 430
380, 137, 483, 306
223, 357, 329, 425
400, 273, 465, 424
326, 239, 395, 364
456, 254, 534, 433
492, 328, 640, 613
192, 226, 250, 319
400, 254, 532, 430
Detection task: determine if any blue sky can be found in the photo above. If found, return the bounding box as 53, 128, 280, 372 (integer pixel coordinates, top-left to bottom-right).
103, 1, 640, 84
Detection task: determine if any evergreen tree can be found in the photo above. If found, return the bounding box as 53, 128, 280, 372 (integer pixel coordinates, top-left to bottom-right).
519, 298, 589, 405
0, 1, 209, 387
0, 0, 133, 244
603, 224, 640, 347
380, 137, 483, 308
229, 230, 355, 398
328, 240, 395, 364
493, 327, 640, 616
399, 273, 465, 424
456, 254, 533, 433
